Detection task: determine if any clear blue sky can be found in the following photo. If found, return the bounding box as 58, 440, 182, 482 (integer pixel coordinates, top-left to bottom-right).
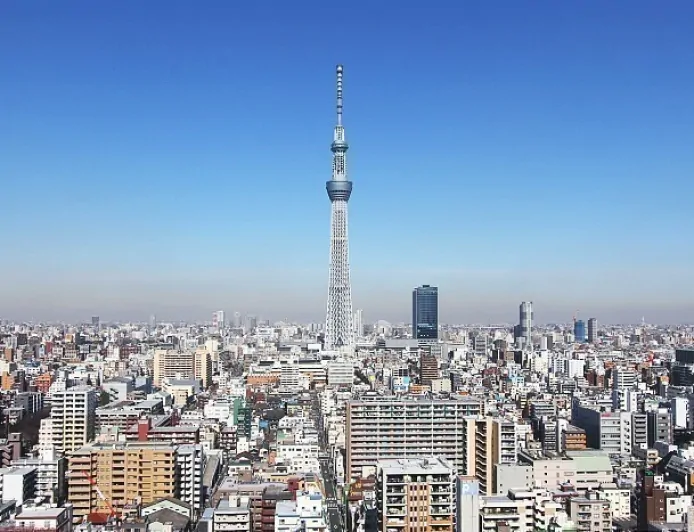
2, 1, 693, 324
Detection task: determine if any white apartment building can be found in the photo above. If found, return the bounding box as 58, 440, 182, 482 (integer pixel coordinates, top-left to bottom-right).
518, 450, 613, 492
346, 397, 484, 480
479, 491, 531, 532
0, 466, 38, 505
612, 368, 637, 390
178, 444, 205, 515
327, 360, 354, 387
275, 490, 326, 532
596, 483, 631, 519
50, 386, 97, 453
612, 388, 638, 412
478, 488, 571, 532
12, 449, 67, 504
204, 400, 233, 421
279, 365, 302, 395
672, 396, 689, 429
277, 442, 319, 462
212, 496, 251, 532
46, 376, 67, 402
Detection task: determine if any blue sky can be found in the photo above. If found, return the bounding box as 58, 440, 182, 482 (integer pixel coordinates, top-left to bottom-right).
1, 1, 693, 324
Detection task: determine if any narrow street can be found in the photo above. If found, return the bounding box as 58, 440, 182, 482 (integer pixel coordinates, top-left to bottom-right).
313, 391, 345, 532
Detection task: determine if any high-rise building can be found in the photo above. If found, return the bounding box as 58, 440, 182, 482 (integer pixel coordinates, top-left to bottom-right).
91, 316, 100, 330
419, 349, 439, 386
12, 449, 68, 505
50, 386, 97, 454
574, 319, 586, 342
177, 443, 205, 514
461, 417, 518, 494
212, 310, 226, 329
153, 349, 212, 388
376, 457, 456, 532
647, 409, 673, 446
353, 309, 364, 338
587, 317, 598, 343
345, 397, 484, 480
412, 285, 438, 341
613, 368, 637, 390
571, 400, 623, 454
518, 301, 533, 350
68, 442, 177, 520
324, 65, 354, 350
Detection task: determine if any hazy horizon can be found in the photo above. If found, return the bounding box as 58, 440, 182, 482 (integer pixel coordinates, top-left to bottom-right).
2, 264, 692, 325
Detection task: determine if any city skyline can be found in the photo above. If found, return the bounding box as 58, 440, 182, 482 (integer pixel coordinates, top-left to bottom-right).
2, 2, 694, 323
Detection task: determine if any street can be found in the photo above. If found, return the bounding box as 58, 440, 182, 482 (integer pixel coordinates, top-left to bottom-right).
320, 456, 344, 532
312, 390, 345, 532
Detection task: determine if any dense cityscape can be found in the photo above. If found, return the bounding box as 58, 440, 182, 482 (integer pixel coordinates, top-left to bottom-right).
0, 59, 693, 532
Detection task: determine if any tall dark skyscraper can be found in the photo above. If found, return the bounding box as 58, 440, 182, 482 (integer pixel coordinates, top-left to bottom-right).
412, 285, 438, 341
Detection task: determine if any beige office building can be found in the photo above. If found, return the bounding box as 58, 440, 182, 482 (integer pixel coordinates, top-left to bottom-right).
460, 417, 518, 495
153, 348, 212, 388
68, 442, 177, 520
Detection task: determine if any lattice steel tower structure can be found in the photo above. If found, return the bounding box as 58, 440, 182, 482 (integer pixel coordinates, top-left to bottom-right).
324, 64, 354, 350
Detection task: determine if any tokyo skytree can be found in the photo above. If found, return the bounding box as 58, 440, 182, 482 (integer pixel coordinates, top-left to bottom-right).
324, 64, 354, 350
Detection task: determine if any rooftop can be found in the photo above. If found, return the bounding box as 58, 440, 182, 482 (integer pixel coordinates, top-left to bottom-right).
16, 507, 68, 519
0, 466, 37, 476
378, 457, 454, 475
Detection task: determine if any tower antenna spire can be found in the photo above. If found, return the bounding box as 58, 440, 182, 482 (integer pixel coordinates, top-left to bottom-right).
336, 64, 343, 126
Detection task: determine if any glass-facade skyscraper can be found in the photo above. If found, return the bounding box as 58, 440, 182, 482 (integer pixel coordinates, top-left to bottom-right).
412, 285, 438, 340
574, 319, 587, 342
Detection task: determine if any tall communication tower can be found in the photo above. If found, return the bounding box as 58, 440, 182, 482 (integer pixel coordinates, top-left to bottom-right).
324, 64, 354, 350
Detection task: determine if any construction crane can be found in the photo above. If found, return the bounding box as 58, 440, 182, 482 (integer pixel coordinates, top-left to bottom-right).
68, 470, 120, 521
